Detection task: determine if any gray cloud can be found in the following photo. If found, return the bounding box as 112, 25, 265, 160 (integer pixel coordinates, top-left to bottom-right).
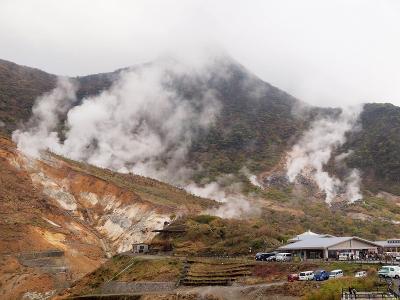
0, 0, 399, 107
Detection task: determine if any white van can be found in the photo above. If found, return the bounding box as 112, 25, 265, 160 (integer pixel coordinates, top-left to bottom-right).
378, 266, 400, 278
355, 271, 367, 278
299, 271, 314, 281
275, 253, 292, 262
329, 269, 344, 278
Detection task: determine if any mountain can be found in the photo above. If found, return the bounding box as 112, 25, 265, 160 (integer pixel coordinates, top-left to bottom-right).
344, 103, 400, 194
0, 59, 56, 134
0, 57, 308, 178
2, 57, 400, 297
1, 57, 400, 191
0, 134, 214, 299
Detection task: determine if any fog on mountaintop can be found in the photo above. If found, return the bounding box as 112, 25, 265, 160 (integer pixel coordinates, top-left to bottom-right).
1, 0, 400, 107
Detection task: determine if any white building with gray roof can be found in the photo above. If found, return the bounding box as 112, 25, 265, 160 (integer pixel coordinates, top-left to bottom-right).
375, 239, 400, 253
279, 231, 380, 260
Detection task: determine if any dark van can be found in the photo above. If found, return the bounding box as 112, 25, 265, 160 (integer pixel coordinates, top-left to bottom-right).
255, 252, 275, 261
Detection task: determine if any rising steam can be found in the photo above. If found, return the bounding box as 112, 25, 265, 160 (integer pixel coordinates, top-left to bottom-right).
13, 59, 221, 183
185, 178, 261, 218
12, 78, 78, 157
286, 106, 363, 204
12, 57, 260, 218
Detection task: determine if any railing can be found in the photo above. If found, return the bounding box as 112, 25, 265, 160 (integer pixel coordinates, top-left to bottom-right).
341, 287, 395, 299
383, 278, 400, 299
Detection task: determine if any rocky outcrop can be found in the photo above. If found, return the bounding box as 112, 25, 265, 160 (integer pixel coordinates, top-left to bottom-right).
0, 136, 214, 299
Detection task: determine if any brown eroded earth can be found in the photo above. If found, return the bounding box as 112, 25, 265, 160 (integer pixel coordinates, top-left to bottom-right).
0, 136, 215, 299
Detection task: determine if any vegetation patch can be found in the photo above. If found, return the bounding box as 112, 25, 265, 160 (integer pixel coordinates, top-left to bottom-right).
65, 256, 182, 296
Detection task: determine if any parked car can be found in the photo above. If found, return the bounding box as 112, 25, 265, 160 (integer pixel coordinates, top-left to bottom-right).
255, 252, 276, 261
378, 266, 400, 278
275, 252, 292, 262
329, 269, 344, 279
266, 255, 276, 261
287, 273, 299, 282
314, 270, 330, 281
355, 271, 367, 278
338, 252, 359, 260
299, 271, 314, 281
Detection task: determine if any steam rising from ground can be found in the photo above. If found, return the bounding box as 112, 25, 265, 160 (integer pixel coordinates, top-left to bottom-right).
185, 177, 261, 218
14, 59, 221, 183
286, 106, 363, 204
12, 57, 259, 218
13, 78, 78, 157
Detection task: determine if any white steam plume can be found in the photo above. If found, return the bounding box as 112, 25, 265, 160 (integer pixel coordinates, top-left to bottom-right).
185, 179, 261, 219
286, 106, 363, 204
12, 57, 260, 218
345, 169, 362, 203
12, 78, 77, 157
240, 167, 263, 189
13, 59, 222, 183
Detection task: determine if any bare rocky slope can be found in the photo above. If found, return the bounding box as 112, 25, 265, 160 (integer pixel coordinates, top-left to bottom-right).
0, 135, 214, 299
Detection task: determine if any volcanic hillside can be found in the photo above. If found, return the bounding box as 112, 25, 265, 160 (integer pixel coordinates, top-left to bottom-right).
0, 134, 214, 299
2, 57, 400, 298
1, 58, 400, 193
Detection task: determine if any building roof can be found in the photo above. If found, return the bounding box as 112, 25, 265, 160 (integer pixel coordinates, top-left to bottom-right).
279, 236, 380, 250
287, 230, 335, 243
375, 239, 400, 248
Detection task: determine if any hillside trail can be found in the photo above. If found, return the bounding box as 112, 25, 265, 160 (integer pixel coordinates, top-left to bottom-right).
174, 281, 288, 300
93, 281, 291, 300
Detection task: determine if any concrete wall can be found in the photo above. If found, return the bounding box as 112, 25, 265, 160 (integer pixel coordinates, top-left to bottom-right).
101, 281, 175, 294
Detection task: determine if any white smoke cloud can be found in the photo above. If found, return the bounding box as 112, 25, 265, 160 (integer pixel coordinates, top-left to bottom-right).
63, 64, 223, 183
13, 58, 223, 184
345, 169, 362, 203
185, 179, 261, 218
240, 167, 263, 189
12, 78, 77, 157
12, 56, 263, 219
248, 175, 263, 189
286, 106, 363, 204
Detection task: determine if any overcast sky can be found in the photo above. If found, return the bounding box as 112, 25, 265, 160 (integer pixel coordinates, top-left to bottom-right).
1, 0, 399, 107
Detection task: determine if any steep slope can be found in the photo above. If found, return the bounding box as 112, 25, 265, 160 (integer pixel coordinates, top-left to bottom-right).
0, 135, 215, 299
0, 136, 104, 299
0, 59, 56, 134
0, 57, 308, 179
71, 57, 308, 182
0, 59, 123, 136
183, 58, 306, 179
344, 103, 400, 194
2, 59, 400, 202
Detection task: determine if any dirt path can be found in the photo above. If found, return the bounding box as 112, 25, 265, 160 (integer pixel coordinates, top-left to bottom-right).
71, 281, 293, 300
98, 281, 289, 299
175, 281, 288, 300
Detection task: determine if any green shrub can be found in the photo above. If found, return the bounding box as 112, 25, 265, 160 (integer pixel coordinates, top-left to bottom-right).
193, 215, 217, 224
